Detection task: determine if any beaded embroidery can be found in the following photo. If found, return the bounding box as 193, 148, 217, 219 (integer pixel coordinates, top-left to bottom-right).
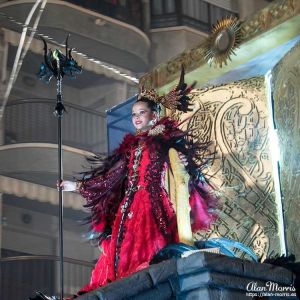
148, 124, 165, 136
145, 148, 176, 240
114, 143, 143, 275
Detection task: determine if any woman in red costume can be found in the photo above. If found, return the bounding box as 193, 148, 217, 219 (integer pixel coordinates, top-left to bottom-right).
60, 82, 217, 297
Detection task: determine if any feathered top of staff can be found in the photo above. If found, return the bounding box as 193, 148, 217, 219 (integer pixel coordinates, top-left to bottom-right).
37, 35, 82, 83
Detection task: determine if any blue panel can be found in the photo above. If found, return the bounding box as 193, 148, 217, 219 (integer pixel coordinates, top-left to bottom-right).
107, 95, 137, 152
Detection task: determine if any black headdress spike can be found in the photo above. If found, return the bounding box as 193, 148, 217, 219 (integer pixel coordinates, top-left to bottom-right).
173, 65, 196, 112
176, 64, 186, 91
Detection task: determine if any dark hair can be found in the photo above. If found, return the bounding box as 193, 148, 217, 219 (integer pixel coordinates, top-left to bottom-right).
135, 97, 161, 113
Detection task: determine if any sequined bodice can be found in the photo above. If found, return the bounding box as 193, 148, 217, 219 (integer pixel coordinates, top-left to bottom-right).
126, 142, 166, 192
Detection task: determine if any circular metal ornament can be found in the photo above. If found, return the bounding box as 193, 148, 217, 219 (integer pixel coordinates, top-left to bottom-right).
203, 16, 241, 68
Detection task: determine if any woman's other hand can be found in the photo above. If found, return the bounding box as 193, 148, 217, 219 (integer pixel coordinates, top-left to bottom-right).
57, 180, 77, 192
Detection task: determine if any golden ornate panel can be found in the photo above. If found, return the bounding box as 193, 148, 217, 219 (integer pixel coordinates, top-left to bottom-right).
272, 41, 300, 260
170, 77, 281, 260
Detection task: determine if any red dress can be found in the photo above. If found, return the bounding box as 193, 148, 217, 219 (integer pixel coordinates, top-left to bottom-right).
77, 117, 216, 294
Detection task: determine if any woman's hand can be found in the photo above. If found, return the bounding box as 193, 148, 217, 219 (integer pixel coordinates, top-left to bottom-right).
57, 180, 77, 192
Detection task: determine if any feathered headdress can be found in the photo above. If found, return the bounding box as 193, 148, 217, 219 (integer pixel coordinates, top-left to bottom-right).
138, 66, 196, 113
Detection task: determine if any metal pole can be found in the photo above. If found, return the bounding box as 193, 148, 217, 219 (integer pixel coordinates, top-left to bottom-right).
55, 64, 65, 300
38, 38, 81, 299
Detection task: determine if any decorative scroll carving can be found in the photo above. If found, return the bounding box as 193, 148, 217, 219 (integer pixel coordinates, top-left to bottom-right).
272, 41, 300, 260
242, 0, 298, 40
170, 77, 281, 260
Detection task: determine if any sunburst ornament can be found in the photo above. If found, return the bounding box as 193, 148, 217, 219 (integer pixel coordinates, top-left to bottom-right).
203, 16, 241, 68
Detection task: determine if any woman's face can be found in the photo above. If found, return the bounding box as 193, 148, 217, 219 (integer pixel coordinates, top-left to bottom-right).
132, 101, 156, 131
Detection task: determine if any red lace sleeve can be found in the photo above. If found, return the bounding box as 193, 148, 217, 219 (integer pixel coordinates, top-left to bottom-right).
79, 159, 127, 201
77, 133, 136, 234
78, 158, 127, 233
152, 117, 219, 231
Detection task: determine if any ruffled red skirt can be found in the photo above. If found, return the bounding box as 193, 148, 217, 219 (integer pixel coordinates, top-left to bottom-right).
78, 187, 178, 294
